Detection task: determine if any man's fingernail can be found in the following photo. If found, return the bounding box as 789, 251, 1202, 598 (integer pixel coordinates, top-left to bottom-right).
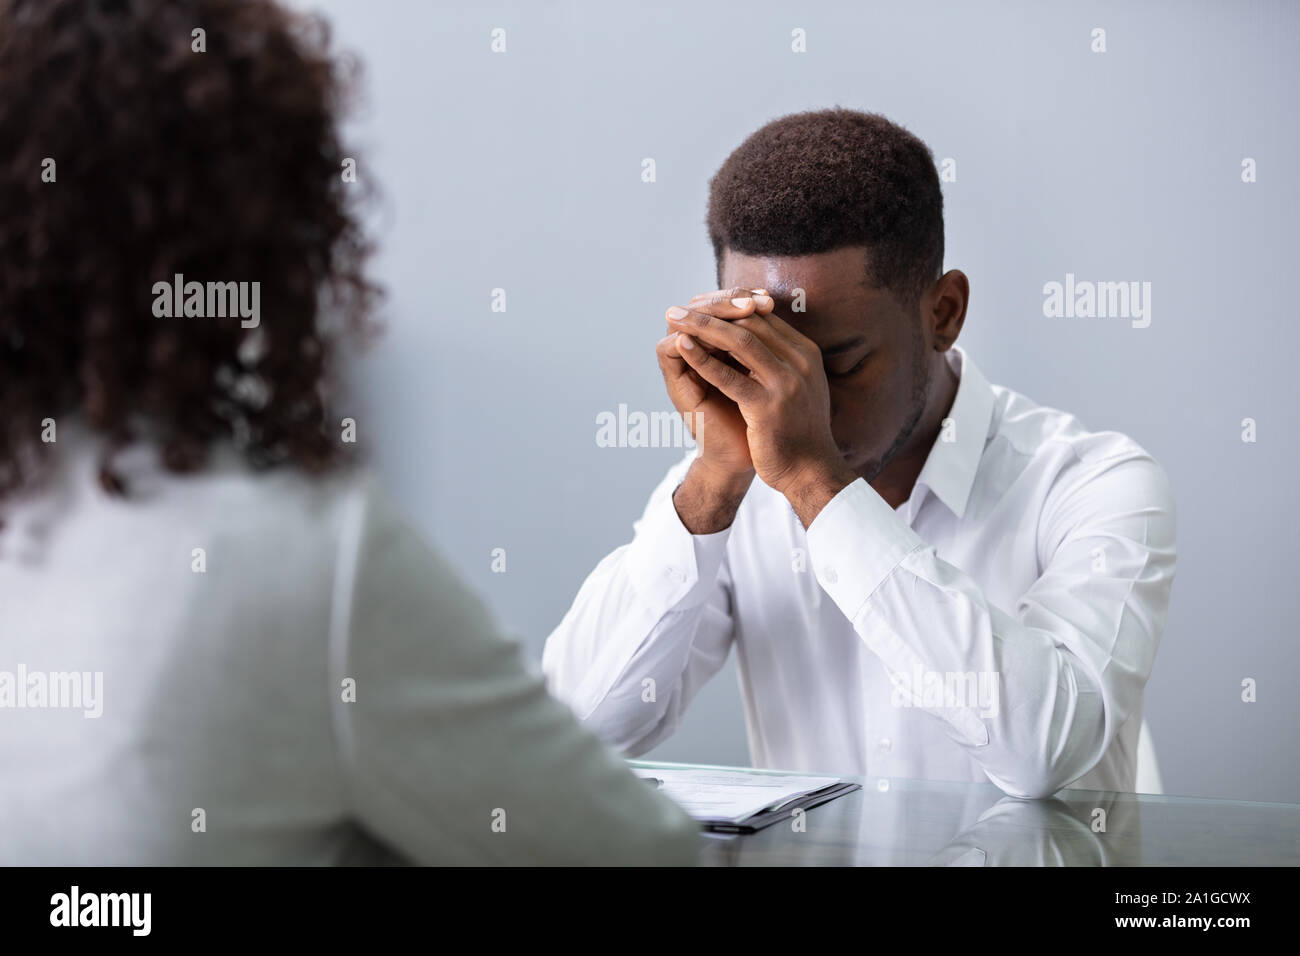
752, 289, 768, 295
678, 333, 694, 350
731, 296, 753, 308
753, 294, 773, 308
666, 306, 689, 320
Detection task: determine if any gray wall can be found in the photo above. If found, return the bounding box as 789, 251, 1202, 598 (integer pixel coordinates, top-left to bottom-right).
303, 0, 1299, 802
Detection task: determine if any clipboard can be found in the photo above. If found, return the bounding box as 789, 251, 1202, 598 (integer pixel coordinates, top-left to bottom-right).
700, 781, 861, 833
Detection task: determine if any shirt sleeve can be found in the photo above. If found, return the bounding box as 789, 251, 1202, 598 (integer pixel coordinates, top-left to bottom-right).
804, 446, 1177, 799
541, 451, 736, 755
328, 479, 702, 865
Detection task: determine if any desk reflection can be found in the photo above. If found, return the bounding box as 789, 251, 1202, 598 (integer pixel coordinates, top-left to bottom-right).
628, 761, 1300, 867
925, 794, 1136, 866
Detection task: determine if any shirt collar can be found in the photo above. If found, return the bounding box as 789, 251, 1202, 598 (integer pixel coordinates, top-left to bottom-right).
910, 344, 996, 520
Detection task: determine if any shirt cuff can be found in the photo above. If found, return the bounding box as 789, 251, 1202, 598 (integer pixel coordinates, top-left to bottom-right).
805, 478, 927, 621
624, 480, 732, 613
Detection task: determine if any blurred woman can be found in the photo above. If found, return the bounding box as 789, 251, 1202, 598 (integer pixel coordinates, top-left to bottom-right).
0, 0, 697, 865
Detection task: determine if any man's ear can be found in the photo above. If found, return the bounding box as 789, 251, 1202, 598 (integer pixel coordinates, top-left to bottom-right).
928, 269, 969, 350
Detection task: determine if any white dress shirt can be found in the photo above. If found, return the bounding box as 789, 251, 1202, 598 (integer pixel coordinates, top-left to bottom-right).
543, 345, 1177, 798
0, 419, 699, 864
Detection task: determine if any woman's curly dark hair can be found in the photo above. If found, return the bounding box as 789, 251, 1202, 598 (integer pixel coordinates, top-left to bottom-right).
0, 0, 380, 504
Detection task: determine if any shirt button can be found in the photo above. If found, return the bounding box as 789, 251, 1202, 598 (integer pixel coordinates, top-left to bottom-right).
878, 737, 892, 752
822, 566, 838, 584
876, 778, 890, 793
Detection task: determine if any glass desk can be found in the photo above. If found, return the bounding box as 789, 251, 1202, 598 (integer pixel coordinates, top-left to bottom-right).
630, 759, 1300, 866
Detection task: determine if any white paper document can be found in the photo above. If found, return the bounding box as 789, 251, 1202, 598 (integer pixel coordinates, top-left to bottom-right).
632, 766, 848, 826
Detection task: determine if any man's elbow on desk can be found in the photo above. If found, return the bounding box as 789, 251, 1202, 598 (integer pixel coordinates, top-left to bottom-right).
985, 768, 1074, 802
977, 726, 1112, 800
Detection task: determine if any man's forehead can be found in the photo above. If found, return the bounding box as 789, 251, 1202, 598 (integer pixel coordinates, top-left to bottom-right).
720, 247, 881, 303
717, 247, 903, 352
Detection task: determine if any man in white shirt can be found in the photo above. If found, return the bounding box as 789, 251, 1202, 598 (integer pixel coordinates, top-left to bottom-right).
542, 108, 1176, 798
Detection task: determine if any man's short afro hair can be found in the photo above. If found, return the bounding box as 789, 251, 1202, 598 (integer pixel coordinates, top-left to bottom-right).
706, 108, 944, 305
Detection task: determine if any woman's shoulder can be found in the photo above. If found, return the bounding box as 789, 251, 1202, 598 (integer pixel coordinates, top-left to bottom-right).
0, 419, 391, 611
